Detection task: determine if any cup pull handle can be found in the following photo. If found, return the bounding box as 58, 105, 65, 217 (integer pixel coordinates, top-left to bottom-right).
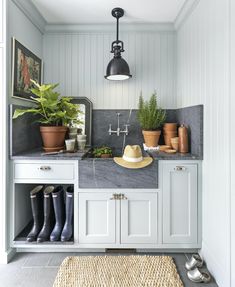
174, 166, 186, 171
39, 166, 51, 171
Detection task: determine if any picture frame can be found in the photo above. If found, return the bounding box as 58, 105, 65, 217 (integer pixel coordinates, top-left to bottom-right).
12, 38, 43, 101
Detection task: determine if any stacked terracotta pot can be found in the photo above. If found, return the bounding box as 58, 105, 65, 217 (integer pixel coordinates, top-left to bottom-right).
163, 123, 177, 146
162, 123, 189, 153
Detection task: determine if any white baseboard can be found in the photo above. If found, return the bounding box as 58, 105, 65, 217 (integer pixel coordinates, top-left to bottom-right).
201, 241, 230, 287
0, 248, 16, 264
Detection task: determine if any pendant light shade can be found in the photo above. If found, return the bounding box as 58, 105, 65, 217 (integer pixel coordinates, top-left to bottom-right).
105, 8, 132, 81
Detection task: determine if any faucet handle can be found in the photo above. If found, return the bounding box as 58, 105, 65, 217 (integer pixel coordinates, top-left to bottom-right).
108, 124, 112, 135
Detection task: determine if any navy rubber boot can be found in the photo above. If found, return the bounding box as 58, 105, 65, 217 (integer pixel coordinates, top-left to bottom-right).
37, 186, 55, 243
26, 185, 44, 242
50, 186, 65, 242
61, 186, 74, 242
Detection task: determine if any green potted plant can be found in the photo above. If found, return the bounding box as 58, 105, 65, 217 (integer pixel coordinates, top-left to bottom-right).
137, 92, 166, 147
93, 146, 113, 158
13, 80, 82, 152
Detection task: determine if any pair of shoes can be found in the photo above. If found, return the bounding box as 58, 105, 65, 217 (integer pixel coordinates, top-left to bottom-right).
26, 185, 74, 243
185, 254, 211, 283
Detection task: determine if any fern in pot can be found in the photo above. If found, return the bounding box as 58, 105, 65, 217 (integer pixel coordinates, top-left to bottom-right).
13, 80, 82, 152
137, 93, 166, 147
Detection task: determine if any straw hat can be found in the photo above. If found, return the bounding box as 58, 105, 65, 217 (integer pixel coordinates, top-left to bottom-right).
114, 145, 153, 169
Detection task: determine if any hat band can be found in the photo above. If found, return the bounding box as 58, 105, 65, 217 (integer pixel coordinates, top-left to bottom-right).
122, 155, 143, 163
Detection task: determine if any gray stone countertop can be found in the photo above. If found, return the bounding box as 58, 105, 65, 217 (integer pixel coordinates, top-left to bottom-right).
10, 148, 89, 160
10, 149, 202, 161
147, 151, 202, 160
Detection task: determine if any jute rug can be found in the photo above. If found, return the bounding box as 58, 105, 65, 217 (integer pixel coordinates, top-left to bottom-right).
53, 255, 184, 287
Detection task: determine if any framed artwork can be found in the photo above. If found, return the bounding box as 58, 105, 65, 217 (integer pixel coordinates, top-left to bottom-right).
12, 38, 43, 101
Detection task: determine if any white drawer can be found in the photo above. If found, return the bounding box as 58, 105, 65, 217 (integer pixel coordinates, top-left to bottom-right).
14, 162, 75, 180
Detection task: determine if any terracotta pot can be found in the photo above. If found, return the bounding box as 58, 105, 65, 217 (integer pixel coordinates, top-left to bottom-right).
164, 131, 177, 146
40, 126, 68, 152
142, 130, 161, 147
171, 137, 179, 144
163, 123, 177, 131
100, 154, 112, 158
171, 143, 179, 151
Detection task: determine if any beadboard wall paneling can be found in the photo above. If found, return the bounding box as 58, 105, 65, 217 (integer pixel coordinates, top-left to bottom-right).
176, 0, 230, 286
231, 1, 235, 286
43, 31, 176, 109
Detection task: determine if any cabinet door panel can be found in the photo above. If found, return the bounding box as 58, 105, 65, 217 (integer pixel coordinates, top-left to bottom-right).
163, 164, 198, 244
121, 193, 157, 244
79, 193, 116, 244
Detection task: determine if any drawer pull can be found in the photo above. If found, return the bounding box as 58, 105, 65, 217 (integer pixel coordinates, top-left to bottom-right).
174, 166, 186, 171
39, 166, 51, 171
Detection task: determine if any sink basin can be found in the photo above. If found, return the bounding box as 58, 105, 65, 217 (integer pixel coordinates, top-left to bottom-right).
79, 147, 158, 189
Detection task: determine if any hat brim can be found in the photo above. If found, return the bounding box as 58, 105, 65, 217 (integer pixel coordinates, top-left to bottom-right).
113, 157, 153, 169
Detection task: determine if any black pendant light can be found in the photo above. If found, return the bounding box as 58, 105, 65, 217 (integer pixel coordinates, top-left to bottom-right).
105, 8, 132, 81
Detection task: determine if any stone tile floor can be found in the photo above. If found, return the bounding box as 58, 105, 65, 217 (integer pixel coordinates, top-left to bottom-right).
0, 252, 218, 287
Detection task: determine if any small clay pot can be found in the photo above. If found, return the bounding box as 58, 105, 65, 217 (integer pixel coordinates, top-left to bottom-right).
164, 132, 177, 146
100, 154, 112, 158
171, 136, 179, 142
142, 130, 161, 147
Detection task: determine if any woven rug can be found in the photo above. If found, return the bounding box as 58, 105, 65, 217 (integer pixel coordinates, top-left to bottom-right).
53, 255, 184, 287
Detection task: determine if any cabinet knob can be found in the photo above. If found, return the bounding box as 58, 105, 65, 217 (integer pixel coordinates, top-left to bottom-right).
174, 166, 186, 171
39, 166, 51, 171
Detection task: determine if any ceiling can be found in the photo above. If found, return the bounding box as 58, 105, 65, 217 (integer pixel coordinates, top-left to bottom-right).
31, 0, 186, 24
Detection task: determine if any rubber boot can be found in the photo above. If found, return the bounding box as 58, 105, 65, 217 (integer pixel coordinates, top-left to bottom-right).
26, 185, 44, 242
37, 186, 55, 243
61, 186, 74, 242
50, 186, 65, 242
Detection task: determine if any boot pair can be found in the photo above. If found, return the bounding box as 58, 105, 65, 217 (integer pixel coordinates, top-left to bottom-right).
26, 185, 74, 243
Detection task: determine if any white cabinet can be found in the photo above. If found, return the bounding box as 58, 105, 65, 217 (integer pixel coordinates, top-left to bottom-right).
79, 193, 116, 244
162, 163, 198, 244
79, 192, 158, 245
121, 193, 157, 244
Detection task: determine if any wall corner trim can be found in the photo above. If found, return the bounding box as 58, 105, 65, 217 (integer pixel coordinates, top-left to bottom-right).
11, 0, 46, 34
174, 0, 200, 30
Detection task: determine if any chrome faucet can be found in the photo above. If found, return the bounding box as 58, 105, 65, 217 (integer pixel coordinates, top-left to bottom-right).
108, 113, 130, 136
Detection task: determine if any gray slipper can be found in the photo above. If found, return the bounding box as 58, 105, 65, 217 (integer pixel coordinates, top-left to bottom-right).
187, 267, 211, 283
185, 254, 203, 270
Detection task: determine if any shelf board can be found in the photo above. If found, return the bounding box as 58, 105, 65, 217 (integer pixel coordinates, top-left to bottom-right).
13, 221, 74, 247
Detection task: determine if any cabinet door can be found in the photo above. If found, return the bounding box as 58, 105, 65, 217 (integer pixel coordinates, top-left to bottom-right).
121, 193, 157, 244
163, 163, 198, 244
79, 193, 116, 244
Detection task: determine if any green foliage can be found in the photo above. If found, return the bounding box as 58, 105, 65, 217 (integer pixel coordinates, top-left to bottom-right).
93, 146, 113, 158
13, 80, 83, 126
137, 92, 166, 130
